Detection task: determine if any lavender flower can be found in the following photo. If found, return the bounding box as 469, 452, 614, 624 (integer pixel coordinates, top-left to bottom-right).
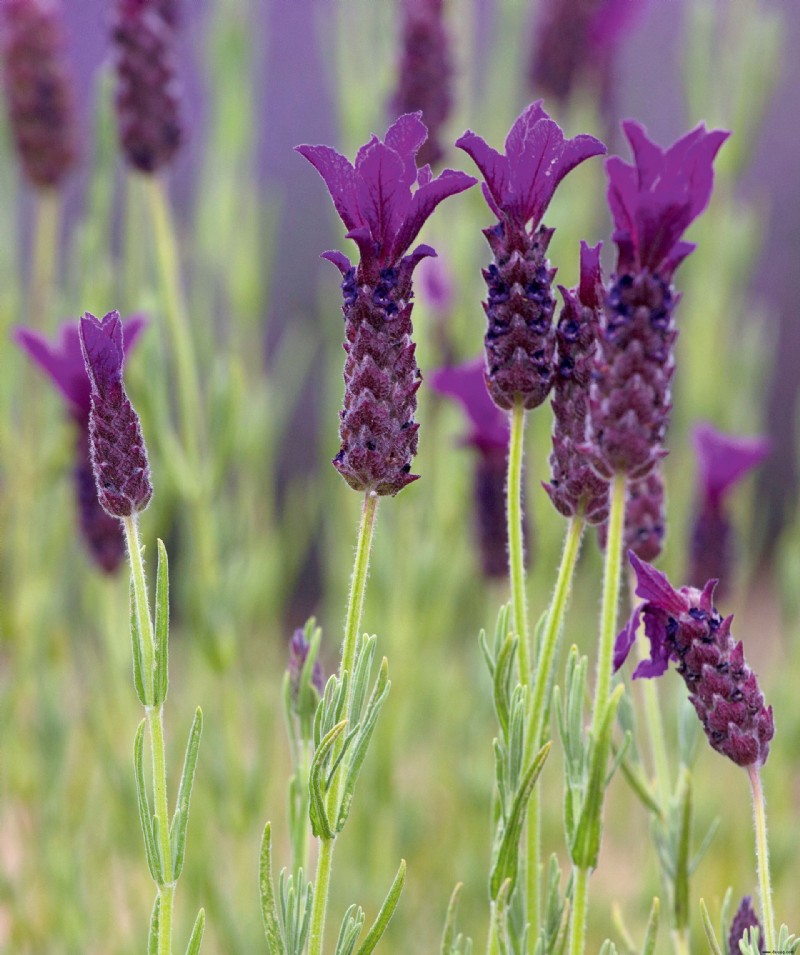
79, 311, 153, 518
15, 316, 146, 570
112, 0, 183, 173
455, 103, 605, 411
587, 121, 729, 479
1, 0, 77, 188
690, 423, 770, 596
614, 553, 774, 768
430, 358, 531, 578
598, 465, 665, 561
296, 113, 476, 495
390, 0, 453, 168
288, 628, 325, 704
544, 241, 609, 524
729, 896, 762, 954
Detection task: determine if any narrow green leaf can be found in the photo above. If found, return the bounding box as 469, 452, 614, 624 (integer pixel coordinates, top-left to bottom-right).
355, 858, 406, 955
334, 904, 365, 955
689, 817, 720, 875
349, 634, 377, 723
700, 899, 724, 955
259, 823, 287, 954
184, 909, 205, 955
152, 813, 165, 886
617, 752, 663, 818
489, 741, 551, 899
492, 635, 517, 742
720, 887, 733, 955
309, 719, 347, 839
133, 720, 160, 883
153, 539, 170, 706
129, 581, 147, 706
478, 629, 494, 678
148, 894, 160, 955
674, 770, 692, 931
492, 880, 512, 955
611, 902, 636, 955
605, 730, 630, 788
170, 707, 203, 880
440, 883, 463, 955
641, 897, 659, 955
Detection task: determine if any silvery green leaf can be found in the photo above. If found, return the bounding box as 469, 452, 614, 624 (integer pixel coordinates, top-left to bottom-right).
309, 719, 347, 839
129, 581, 147, 706
611, 902, 636, 955
134, 720, 161, 883
493, 604, 512, 659
700, 899, 724, 955
478, 629, 494, 678
641, 897, 659, 955
441, 883, 472, 955
617, 751, 662, 818
738, 927, 760, 955
349, 634, 377, 723
776, 925, 800, 954
278, 868, 312, 955
598, 941, 618, 955
334, 904, 365, 955
720, 886, 733, 955
689, 817, 719, 874
605, 731, 630, 788
673, 770, 691, 932
492, 634, 517, 742
184, 909, 205, 955
148, 894, 160, 955
507, 685, 526, 788
258, 823, 286, 954
170, 707, 203, 880
355, 858, 406, 954
153, 539, 169, 706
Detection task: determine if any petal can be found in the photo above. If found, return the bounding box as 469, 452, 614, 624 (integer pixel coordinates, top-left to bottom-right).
320, 250, 353, 276
384, 111, 428, 189
578, 240, 603, 308
355, 139, 411, 257
15, 324, 90, 413
628, 551, 689, 615
631, 609, 672, 678
693, 422, 770, 506
79, 310, 125, 397
455, 129, 510, 212
392, 168, 476, 261
295, 144, 362, 232
613, 603, 643, 672
429, 356, 508, 450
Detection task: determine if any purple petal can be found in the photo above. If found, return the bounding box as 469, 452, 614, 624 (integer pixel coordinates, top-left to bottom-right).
631, 608, 672, 678
613, 603, 643, 672
79, 310, 125, 397
295, 144, 362, 232
384, 111, 428, 189
392, 168, 477, 261
429, 356, 509, 452
628, 551, 689, 615
15, 325, 90, 414
321, 249, 353, 276
693, 422, 771, 507
354, 139, 411, 257
578, 240, 603, 308
455, 129, 510, 213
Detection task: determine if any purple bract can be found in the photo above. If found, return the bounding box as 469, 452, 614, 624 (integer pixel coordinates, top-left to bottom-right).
429, 357, 508, 453
728, 897, 761, 955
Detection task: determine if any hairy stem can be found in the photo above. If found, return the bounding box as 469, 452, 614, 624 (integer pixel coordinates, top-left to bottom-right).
507, 398, 530, 684
748, 763, 776, 953
568, 866, 590, 955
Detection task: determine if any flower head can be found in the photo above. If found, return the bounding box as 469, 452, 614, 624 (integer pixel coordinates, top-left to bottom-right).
615, 553, 774, 767
728, 897, 761, 955
606, 120, 729, 277
288, 628, 325, 702
79, 310, 153, 518
429, 357, 508, 454
693, 423, 770, 510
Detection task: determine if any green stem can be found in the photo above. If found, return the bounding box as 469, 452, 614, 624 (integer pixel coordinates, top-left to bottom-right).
748, 763, 776, 952
507, 398, 530, 684
307, 492, 380, 955
30, 187, 60, 327
123, 516, 156, 700
671, 927, 691, 955
568, 866, 590, 955
525, 515, 585, 945
486, 902, 501, 955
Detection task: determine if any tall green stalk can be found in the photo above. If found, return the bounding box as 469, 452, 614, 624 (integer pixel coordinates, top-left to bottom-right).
507, 398, 530, 684
30, 188, 60, 328
307, 491, 380, 955
748, 764, 776, 952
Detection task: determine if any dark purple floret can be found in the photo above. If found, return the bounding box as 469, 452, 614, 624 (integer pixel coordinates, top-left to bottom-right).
74, 429, 126, 572
544, 241, 609, 523
599, 465, 665, 561
288, 628, 325, 703
296, 113, 476, 495
390, 0, 453, 168
614, 553, 774, 768
728, 896, 761, 954
79, 311, 153, 518
112, 0, 183, 173
689, 424, 770, 597
456, 102, 605, 411
1, 0, 77, 188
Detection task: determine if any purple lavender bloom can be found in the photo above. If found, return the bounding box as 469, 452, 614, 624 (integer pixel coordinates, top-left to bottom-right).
690, 423, 770, 597
430, 358, 529, 578
456, 103, 605, 411
587, 121, 729, 479
14, 316, 145, 570
296, 113, 476, 495
288, 628, 325, 703
389, 0, 453, 168
1, 0, 78, 188
112, 0, 184, 173
79, 311, 153, 518
614, 553, 774, 768
728, 896, 761, 954
544, 241, 609, 524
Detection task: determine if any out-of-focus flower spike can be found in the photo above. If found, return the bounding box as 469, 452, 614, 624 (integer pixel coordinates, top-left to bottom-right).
1, 0, 78, 188
728, 897, 762, 955
599, 465, 665, 560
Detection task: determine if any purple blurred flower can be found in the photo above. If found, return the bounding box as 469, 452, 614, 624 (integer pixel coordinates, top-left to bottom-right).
429, 357, 508, 453
297, 113, 475, 495
598, 464, 665, 561
418, 253, 454, 316
615, 553, 774, 768
1, 0, 78, 188
586, 121, 728, 480
456, 102, 605, 410
15, 315, 145, 570
390, 0, 453, 168
728, 896, 761, 954
689, 423, 770, 596
79, 311, 153, 518
544, 241, 609, 524
288, 627, 325, 702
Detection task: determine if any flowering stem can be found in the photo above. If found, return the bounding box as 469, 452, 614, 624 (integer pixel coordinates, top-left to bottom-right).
525, 515, 585, 943
307, 491, 380, 955
748, 763, 776, 953
568, 865, 590, 955
30, 187, 60, 327
507, 398, 530, 684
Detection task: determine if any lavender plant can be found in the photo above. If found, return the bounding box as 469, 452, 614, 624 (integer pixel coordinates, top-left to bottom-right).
79, 310, 204, 955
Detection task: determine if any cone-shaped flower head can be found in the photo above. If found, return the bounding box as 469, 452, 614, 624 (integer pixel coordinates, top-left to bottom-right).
390, 0, 453, 168
15, 316, 146, 570
1, 0, 77, 188
614, 553, 774, 767
456, 103, 605, 410
728, 897, 762, 954
586, 121, 729, 479
431, 358, 529, 577
288, 627, 325, 703
79, 311, 153, 518
544, 241, 609, 523
690, 423, 770, 595
112, 0, 183, 173
297, 113, 476, 495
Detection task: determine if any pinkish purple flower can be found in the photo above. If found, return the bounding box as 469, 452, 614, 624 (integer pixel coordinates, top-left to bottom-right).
288, 628, 325, 702
15, 316, 146, 570
599, 465, 666, 561
728, 896, 761, 954
430, 357, 508, 454
79, 311, 153, 518
615, 553, 774, 768
455, 103, 605, 410
297, 114, 475, 495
